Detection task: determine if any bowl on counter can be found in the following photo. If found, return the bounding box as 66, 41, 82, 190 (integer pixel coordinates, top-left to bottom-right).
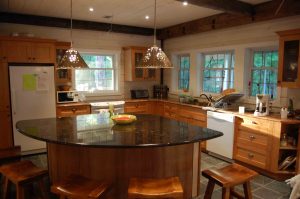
111, 114, 137, 125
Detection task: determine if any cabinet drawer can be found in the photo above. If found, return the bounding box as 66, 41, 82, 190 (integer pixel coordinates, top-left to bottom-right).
164, 104, 178, 111
237, 117, 272, 134
124, 102, 148, 113
56, 105, 91, 117
235, 148, 267, 169
236, 130, 269, 155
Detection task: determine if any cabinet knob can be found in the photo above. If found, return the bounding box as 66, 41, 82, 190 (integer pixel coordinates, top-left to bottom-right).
32, 57, 36, 60
72, 108, 77, 112
3, 56, 7, 60
249, 135, 256, 140
28, 57, 32, 60
248, 153, 254, 158
251, 121, 257, 124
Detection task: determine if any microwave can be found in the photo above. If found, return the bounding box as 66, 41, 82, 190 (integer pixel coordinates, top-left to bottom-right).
57, 91, 79, 103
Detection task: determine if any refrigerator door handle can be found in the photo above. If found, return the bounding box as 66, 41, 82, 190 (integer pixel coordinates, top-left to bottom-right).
11, 88, 17, 115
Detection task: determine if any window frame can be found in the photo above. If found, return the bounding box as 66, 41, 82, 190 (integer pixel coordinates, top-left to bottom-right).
201, 51, 235, 94
72, 49, 121, 96
178, 54, 190, 91
249, 47, 278, 98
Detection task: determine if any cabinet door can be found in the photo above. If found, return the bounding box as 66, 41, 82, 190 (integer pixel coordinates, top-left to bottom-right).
31, 42, 55, 63
0, 41, 6, 62
3, 41, 31, 62
0, 63, 10, 112
277, 30, 300, 88
133, 49, 145, 80
0, 111, 13, 149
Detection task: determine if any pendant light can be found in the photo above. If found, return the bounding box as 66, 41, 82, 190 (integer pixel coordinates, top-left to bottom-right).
137, 0, 173, 69
57, 0, 88, 69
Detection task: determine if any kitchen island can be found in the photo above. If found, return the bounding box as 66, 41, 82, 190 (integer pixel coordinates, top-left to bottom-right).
16, 113, 223, 198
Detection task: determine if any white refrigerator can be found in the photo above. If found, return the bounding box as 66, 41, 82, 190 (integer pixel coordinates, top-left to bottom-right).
9, 65, 56, 153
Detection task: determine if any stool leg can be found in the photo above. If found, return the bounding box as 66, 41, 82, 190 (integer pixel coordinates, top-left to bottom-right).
2, 176, 9, 199
38, 179, 49, 199
16, 184, 25, 199
204, 179, 215, 199
243, 181, 252, 199
222, 187, 230, 199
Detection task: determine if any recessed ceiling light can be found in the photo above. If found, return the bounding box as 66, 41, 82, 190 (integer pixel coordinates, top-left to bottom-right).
89, 7, 94, 12
145, 15, 150, 20
183, 1, 188, 6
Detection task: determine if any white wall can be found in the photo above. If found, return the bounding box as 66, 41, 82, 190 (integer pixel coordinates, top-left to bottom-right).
163, 16, 300, 110
0, 23, 159, 101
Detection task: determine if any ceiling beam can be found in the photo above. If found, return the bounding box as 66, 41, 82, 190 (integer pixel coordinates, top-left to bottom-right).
176, 0, 254, 16
158, 0, 300, 40
0, 12, 154, 36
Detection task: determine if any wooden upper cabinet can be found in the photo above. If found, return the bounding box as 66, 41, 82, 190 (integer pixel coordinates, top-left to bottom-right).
0, 37, 55, 63
277, 29, 300, 88
123, 46, 158, 81
0, 62, 10, 112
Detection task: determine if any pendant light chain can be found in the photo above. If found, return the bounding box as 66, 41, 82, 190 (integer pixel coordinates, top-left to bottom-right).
70, 0, 73, 48
153, 0, 157, 45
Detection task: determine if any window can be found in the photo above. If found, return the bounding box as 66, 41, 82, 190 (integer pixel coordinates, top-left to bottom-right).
203, 52, 234, 93
250, 50, 278, 97
74, 53, 117, 93
178, 55, 190, 90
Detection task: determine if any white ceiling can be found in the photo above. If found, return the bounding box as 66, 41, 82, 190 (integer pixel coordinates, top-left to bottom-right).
0, 0, 271, 29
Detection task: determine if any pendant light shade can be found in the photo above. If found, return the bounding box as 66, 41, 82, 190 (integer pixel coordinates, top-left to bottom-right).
58, 48, 88, 69
57, 0, 88, 69
141, 45, 172, 68
137, 0, 173, 69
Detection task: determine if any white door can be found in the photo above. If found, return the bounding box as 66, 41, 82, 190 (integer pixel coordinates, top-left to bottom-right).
9, 66, 56, 152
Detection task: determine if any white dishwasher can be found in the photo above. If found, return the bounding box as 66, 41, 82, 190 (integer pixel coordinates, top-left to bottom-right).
206, 111, 235, 160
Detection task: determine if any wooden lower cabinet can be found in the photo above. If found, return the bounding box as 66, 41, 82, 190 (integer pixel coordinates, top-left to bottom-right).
233, 116, 272, 170
0, 111, 13, 149
56, 104, 91, 117
164, 103, 179, 120
124, 101, 149, 114
178, 105, 206, 128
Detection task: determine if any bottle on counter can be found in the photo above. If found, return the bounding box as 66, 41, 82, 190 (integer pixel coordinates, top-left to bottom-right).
281, 107, 288, 119
109, 104, 115, 117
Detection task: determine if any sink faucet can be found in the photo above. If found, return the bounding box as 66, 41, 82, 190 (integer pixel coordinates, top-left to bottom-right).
199, 94, 212, 101
199, 94, 213, 106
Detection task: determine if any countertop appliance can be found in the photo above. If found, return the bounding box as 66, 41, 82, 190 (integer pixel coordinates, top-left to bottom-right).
9, 65, 56, 153
57, 90, 79, 103
153, 85, 169, 99
130, 90, 149, 99
206, 111, 235, 160
90, 101, 125, 114
254, 94, 270, 116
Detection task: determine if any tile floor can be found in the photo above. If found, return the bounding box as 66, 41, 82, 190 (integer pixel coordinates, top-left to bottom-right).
3, 152, 293, 199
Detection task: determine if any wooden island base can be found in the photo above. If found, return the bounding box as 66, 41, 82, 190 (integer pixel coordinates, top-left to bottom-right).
47, 142, 201, 199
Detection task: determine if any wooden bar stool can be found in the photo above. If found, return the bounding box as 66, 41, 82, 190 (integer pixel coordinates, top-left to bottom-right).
51, 174, 109, 199
128, 176, 183, 199
0, 160, 48, 199
202, 163, 258, 199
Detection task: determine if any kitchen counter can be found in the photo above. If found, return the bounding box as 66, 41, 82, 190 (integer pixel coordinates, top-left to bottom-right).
16, 113, 222, 198
125, 98, 300, 123
56, 102, 91, 107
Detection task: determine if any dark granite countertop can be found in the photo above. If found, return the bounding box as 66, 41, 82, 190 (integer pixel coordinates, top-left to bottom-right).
16, 114, 223, 148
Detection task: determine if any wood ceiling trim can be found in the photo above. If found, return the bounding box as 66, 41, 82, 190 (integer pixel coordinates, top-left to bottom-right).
0, 12, 154, 36
176, 0, 254, 16
158, 0, 300, 40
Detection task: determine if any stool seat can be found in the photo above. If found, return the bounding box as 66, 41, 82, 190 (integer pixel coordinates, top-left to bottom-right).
0, 160, 48, 199
202, 163, 258, 199
51, 174, 109, 199
128, 177, 183, 199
